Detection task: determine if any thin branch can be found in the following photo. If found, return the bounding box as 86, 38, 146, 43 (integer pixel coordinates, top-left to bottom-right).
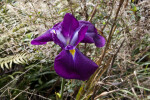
11, 87, 29, 100
94, 89, 120, 99
9, 87, 51, 100
96, 0, 124, 66
107, 39, 125, 74
88, 4, 98, 22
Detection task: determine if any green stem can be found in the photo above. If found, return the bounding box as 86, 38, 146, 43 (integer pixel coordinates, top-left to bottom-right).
60, 78, 65, 100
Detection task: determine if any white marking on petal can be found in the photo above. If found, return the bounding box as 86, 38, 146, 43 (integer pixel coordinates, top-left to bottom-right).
70, 25, 86, 46
70, 30, 79, 46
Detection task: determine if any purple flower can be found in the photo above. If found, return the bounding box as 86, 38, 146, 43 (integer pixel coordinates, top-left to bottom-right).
31, 13, 105, 80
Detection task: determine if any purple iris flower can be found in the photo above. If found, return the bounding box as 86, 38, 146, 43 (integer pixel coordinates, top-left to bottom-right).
31, 13, 105, 80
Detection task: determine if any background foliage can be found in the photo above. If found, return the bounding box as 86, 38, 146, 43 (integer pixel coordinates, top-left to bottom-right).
0, 0, 150, 100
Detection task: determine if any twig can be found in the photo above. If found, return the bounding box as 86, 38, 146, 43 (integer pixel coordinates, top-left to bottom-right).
107, 39, 125, 74
88, 4, 98, 22
94, 89, 120, 99
11, 87, 29, 100
84, 3, 98, 55
0, 87, 9, 97
134, 46, 150, 62
67, 0, 74, 15
9, 87, 51, 100
96, 0, 125, 81
84, 43, 87, 55
128, 79, 139, 98
82, 0, 88, 21
81, 1, 125, 99
85, 57, 113, 100
101, 0, 115, 31
96, 0, 125, 66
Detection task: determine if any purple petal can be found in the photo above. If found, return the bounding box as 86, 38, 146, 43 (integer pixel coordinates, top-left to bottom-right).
53, 33, 65, 49
52, 23, 67, 49
81, 34, 94, 43
70, 25, 88, 47
79, 21, 95, 32
31, 29, 53, 45
54, 48, 98, 80
61, 13, 79, 39
93, 34, 106, 47
79, 21, 106, 47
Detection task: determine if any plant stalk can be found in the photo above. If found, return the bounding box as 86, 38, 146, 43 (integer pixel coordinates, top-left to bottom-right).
60, 78, 65, 100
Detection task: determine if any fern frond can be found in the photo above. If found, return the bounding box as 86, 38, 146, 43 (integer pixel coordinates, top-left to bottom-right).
0, 53, 33, 70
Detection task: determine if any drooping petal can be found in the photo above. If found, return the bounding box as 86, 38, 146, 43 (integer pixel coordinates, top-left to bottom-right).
61, 13, 79, 39
54, 48, 98, 80
81, 33, 94, 43
79, 21, 106, 47
79, 21, 96, 33
31, 29, 53, 45
93, 34, 106, 47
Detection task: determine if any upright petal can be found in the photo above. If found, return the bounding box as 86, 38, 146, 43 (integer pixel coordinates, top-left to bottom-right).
61, 13, 79, 39
69, 25, 88, 47
31, 29, 53, 45
54, 48, 98, 80
79, 21, 106, 47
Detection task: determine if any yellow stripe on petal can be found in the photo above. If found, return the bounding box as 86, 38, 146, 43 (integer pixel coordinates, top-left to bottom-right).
67, 40, 70, 45
52, 30, 56, 34
69, 49, 76, 58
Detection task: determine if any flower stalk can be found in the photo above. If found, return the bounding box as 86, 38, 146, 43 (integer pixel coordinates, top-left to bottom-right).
60, 78, 65, 100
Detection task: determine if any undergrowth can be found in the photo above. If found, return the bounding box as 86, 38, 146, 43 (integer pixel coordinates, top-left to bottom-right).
0, 0, 149, 100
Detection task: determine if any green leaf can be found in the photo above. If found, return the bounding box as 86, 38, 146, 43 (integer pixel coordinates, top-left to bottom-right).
102, 21, 106, 25
141, 61, 150, 66
38, 78, 43, 85
134, 85, 150, 91
8, 75, 14, 79
76, 83, 84, 100
55, 92, 61, 100
121, 89, 137, 97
